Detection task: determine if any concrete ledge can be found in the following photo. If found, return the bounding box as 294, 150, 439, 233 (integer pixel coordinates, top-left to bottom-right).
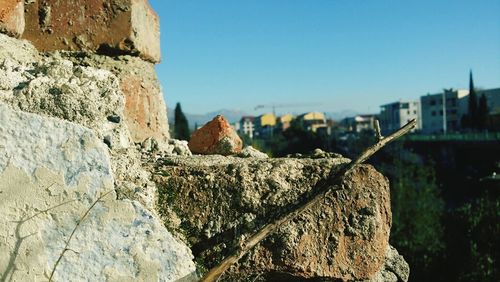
151, 155, 394, 281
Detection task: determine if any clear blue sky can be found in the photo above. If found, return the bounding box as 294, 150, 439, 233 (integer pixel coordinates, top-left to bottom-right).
149, 0, 500, 115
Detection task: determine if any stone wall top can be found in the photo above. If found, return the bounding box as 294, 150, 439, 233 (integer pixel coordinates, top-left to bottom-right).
16, 0, 160, 63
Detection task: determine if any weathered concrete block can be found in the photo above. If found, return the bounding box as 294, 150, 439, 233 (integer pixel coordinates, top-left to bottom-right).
0, 33, 170, 210
0, 0, 24, 37
22, 0, 160, 63
65, 52, 171, 146
0, 33, 170, 152
0, 44, 132, 151
0, 103, 195, 281
151, 155, 397, 281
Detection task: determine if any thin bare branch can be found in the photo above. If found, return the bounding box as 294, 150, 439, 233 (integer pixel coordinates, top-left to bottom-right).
374, 119, 383, 141
200, 119, 417, 282
24, 199, 77, 222
48, 190, 114, 282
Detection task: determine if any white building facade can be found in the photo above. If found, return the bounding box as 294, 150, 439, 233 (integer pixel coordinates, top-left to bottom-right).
420, 89, 469, 134
342, 115, 376, 133
238, 116, 255, 139
379, 101, 421, 135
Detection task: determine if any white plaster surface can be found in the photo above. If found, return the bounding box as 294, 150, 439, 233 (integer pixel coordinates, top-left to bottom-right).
0, 104, 196, 281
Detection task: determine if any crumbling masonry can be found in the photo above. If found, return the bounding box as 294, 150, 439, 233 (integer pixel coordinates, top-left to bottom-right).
0, 1, 409, 281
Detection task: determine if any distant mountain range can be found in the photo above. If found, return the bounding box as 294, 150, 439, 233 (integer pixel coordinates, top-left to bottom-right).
167, 108, 250, 129
167, 108, 362, 129
324, 110, 362, 121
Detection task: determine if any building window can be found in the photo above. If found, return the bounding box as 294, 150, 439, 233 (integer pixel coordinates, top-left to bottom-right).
413, 110, 417, 114
430, 100, 436, 105
439, 110, 443, 115
432, 111, 436, 116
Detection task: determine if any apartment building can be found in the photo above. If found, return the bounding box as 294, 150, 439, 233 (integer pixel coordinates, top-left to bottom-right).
277, 114, 294, 131
341, 114, 377, 133
420, 89, 469, 134
296, 112, 328, 133
238, 116, 256, 138
379, 101, 421, 135
254, 113, 277, 138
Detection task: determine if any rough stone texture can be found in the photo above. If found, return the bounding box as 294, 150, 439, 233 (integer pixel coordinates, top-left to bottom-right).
0, 33, 132, 150
111, 147, 159, 210
0, 32, 40, 64
22, 0, 160, 63
149, 154, 396, 281
0, 33, 166, 214
365, 246, 410, 282
0, 103, 196, 281
188, 115, 243, 155
237, 146, 269, 159
0, 0, 24, 38
166, 139, 193, 156
62, 51, 171, 147
1, 9, 169, 150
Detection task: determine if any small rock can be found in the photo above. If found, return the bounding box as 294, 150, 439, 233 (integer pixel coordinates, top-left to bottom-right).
169, 139, 192, 156
107, 114, 121, 123
188, 115, 242, 156
238, 146, 268, 159
311, 148, 343, 159
103, 135, 112, 149
384, 246, 410, 282
141, 137, 159, 152
287, 149, 342, 159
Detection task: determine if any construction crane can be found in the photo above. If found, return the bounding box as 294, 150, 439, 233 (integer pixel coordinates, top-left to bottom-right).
254, 102, 323, 116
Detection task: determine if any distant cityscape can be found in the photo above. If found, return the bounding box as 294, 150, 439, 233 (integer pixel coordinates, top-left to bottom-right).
227, 72, 500, 139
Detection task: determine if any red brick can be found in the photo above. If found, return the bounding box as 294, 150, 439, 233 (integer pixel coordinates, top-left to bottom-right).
0, 0, 24, 38
22, 0, 160, 63
120, 74, 169, 145
188, 115, 243, 155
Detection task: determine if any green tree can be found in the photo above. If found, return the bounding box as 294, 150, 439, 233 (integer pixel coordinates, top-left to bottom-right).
370, 142, 445, 281
464, 70, 479, 129
478, 94, 488, 130
445, 192, 499, 282
382, 160, 444, 280
276, 119, 322, 156
174, 102, 190, 140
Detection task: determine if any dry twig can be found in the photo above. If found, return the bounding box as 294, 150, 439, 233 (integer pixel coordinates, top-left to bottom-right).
1, 197, 76, 282
374, 119, 383, 141
200, 119, 417, 282
48, 190, 114, 281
